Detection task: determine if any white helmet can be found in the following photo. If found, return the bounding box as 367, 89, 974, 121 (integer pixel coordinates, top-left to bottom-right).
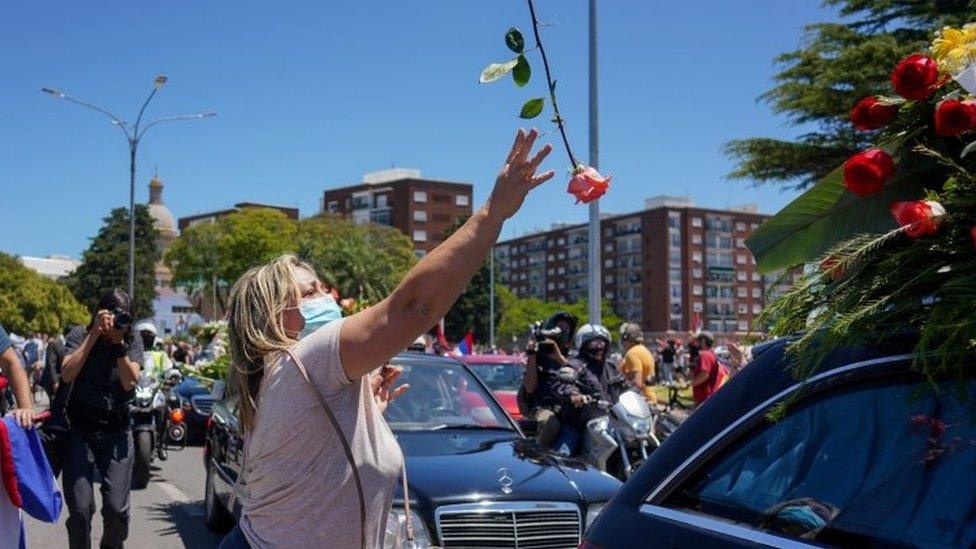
133, 320, 157, 336
574, 323, 611, 350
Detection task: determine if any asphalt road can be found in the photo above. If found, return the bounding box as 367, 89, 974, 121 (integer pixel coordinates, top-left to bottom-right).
24, 441, 227, 549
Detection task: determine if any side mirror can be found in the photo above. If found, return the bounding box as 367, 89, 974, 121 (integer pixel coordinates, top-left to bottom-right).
211, 380, 226, 400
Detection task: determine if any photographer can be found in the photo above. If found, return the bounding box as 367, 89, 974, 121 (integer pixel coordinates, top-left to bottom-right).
60, 289, 142, 549
520, 312, 577, 448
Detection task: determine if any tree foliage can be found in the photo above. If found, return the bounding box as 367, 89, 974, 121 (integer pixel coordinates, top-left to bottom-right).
297, 214, 416, 304
441, 215, 499, 343
66, 205, 160, 319
166, 208, 297, 309
0, 253, 89, 335
495, 285, 622, 347
726, 0, 976, 190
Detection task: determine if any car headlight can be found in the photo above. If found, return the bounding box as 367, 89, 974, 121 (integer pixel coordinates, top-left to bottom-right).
585, 503, 606, 529
384, 506, 431, 549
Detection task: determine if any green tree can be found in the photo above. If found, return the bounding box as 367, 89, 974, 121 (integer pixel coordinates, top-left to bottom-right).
725, 1, 976, 190
66, 205, 160, 318
0, 253, 89, 334
165, 208, 298, 310
495, 285, 621, 347
441, 215, 499, 343
297, 214, 416, 304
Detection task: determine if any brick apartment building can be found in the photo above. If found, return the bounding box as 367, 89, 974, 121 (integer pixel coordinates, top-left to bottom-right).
322, 168, 473, 255
177, 202, 300, 231
494, 196, 797, 336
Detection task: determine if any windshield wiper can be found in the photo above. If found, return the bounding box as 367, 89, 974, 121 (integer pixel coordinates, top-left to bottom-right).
430, 424, 516, 432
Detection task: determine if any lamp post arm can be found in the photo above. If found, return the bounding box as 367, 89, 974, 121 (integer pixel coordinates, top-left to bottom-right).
60, 95, 134, 142
133, 88, 160, 136
137, 112, 216, 141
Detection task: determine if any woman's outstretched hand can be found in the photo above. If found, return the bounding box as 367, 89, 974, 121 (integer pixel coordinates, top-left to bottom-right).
486, 128, 556, 220
372, 365, 409, 414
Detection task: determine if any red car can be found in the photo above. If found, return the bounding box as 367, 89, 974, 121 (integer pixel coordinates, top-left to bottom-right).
459, 354, 526, 421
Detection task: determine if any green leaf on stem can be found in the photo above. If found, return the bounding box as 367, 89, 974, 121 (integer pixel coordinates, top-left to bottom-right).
519, 97, 545, 119
505, 28, 525, 54
480, 59, 519, 83
513, 55, 531, 87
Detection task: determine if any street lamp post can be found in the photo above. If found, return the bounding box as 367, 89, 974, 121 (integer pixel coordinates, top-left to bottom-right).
42, 77, 215, 302
587, 0, 601, 326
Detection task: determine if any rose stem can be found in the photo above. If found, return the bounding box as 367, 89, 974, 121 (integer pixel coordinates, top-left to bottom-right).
526, 0, 580, 170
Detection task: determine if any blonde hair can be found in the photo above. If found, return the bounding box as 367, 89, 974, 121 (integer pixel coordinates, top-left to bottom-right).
226, 254, 314, 433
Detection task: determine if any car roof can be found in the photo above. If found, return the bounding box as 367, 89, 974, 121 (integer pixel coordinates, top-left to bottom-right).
620, 333, 924, 506
458, 354, 525, 365
389, 351, 464, 367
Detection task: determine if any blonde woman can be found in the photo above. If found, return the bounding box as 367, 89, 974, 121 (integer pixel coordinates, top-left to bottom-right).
219, 128, 553, 549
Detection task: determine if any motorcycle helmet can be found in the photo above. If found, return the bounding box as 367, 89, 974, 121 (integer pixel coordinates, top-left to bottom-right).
134, 320, 157, 349
574, 323, 611, 350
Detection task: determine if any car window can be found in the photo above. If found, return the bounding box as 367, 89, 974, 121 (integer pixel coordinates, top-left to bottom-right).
467, 362, 524, 391
663, 375, 976, 548
384, 362, 513, 431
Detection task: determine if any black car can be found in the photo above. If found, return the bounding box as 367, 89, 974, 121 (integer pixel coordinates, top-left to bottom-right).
583, 337, 976, 548
204, 352, 621, 548
175, 375, 213, 442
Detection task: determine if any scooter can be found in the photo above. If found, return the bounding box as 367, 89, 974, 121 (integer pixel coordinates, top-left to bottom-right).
554, 367, 673, 480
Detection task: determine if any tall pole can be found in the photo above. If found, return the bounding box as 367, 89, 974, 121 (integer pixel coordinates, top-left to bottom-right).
587, 0, 601, 326
129, 144, 137, 301
489, 249, 496, 350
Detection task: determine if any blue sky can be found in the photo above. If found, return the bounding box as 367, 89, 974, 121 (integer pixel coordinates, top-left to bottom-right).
0, 1, 840, 258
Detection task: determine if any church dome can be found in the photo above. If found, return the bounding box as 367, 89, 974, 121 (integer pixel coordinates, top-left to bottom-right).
148, 175, 178, 241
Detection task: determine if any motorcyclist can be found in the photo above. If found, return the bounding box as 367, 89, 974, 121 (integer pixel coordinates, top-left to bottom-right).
134, 321, 172, 380
519, 311, 577, 449
553, 324, 627, 440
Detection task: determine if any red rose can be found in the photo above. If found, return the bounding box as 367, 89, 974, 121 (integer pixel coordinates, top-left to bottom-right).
890, 200, 945, 238
850, 96, 898, 130
567, 166, 611, 204
843, 149, 894, 196
891, 54, 940, 101
934, 99, 976, 136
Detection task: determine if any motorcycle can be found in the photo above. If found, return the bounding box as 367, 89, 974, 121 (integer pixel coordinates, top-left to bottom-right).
554, 367, 678, 481
130, 369, 189, 489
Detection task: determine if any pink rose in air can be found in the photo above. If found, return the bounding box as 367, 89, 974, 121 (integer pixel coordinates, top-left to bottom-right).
567, 166, 611, 204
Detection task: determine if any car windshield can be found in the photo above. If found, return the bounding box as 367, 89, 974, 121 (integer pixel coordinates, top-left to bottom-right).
466, 361, 524, 392
384, 359, 515, 431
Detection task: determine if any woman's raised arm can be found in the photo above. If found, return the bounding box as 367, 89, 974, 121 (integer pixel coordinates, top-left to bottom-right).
339, 128, 554, 379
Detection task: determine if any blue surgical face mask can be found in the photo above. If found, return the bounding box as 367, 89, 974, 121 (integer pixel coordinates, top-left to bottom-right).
298, 294, 343, 339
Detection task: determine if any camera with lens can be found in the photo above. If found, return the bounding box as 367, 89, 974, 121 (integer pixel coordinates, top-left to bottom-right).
529, 311, 578, 354
112, 308, 133, 330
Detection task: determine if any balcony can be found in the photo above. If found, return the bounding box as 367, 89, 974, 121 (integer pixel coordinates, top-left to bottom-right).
369, 207, 392, 226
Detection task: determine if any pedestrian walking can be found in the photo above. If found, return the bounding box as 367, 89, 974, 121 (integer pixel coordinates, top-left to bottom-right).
60, 289, 143, 549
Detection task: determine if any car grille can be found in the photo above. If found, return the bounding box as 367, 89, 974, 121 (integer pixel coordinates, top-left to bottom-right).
191, 395, 214, 416
436, 502, 580, 549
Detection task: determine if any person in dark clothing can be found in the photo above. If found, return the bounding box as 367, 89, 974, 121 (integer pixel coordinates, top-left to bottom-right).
41, 328, 69, 399
552, 324, 626, 434
60, 290, 142, 549
519, 312, 577, 448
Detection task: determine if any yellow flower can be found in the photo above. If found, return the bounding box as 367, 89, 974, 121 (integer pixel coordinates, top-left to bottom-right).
932, 24, 976, 74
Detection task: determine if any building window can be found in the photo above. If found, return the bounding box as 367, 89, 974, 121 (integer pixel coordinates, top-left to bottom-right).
693, 301, 704, 313
737, 303, 747, 314
692, 268, 702, 279
751, 222, 760, 231
691, 233, 702, 245
738, 320, 749, 331
604, 244, 613, 252
558, 267, 565, 275
736, 238, 745, 248
737, 254, 747, 265
413, 230, 427, 242
558, 238, 566, 245
375, 194, 388, 208
753, 304, 762, 314
413, 210, 427, 222
326, 200, 339, 212
605, 259, 613, 268
558, 253, 565, 260
413, 191, 427, 203
692, 217, 703, 228
736, 221, 746, 232
693, 285, 703, 296
414, 249, 427, 258
692, 252, 702, 263
737, 271, 747, 281
752, 272, 760, 281
752, 287, 762, 298
455, 194, 469, 207
737, 287, 747, 298
548, 254, 555, 261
